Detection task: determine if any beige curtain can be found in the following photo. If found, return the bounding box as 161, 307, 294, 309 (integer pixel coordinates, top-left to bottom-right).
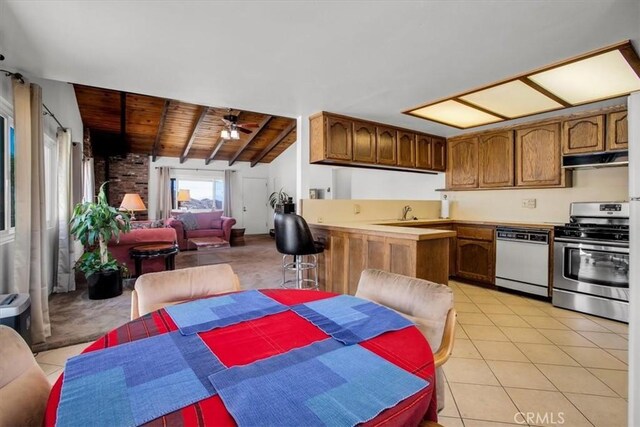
224, 170, 232, 216
82, 157, 95, 202
54, 128, 75, 293
12, 79, 50, 343
157, 166, 172, 219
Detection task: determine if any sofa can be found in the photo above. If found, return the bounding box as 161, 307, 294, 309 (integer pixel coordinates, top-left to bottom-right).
109, 226, 178, 276
166, 211, 236, 250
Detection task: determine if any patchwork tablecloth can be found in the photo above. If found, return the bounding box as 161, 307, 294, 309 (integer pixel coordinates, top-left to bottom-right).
44, 289, 438, 427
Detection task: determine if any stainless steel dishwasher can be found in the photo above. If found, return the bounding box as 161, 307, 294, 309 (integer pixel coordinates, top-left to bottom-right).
495, 227, 550, 297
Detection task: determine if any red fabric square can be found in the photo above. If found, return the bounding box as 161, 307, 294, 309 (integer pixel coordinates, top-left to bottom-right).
199, 310, 329, 367
262, 289, 334, 306
360, 326, 434, 376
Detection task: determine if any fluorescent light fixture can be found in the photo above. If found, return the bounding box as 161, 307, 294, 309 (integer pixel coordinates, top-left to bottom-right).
528, 50, 640, 104
410, 99, 502, 128
403, 41, 640, 129
460, 80, 563, 118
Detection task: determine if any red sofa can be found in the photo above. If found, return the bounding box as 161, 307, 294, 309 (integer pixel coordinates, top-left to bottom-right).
108, 227, 178, 276
166, 211, 236, 250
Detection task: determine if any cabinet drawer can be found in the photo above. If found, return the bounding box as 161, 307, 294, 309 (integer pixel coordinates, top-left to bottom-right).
455, 225, 494, 241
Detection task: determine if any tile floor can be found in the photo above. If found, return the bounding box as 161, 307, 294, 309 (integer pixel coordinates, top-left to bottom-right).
35, 280, 629, 427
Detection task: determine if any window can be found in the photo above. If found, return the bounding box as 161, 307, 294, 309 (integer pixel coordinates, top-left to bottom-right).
175, 178, 225, 211
0, 112, 16, 241
44, 134, 57, 227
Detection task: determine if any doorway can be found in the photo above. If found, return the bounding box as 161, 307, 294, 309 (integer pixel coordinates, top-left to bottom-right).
242, 177, 269, 234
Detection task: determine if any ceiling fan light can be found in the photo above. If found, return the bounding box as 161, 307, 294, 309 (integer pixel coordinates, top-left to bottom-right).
221, 129, 231, 140
230, 129, 240, 140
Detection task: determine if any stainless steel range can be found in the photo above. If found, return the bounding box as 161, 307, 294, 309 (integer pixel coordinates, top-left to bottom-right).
553, 202, 629, 322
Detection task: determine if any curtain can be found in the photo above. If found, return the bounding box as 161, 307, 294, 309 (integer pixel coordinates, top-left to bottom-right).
224, 170, 232, 216
12, 80, 51, 343
82, 157, 95, 202
54, 128, 75, 293
157, 166, 172, 219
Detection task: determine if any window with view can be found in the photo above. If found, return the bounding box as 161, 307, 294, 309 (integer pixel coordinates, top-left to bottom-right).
175, 178, 224, 211
0, 112, 16, 238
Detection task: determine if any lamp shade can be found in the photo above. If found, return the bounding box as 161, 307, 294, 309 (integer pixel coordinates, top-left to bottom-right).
177, 189, 191, 202
120, 193, 147, 211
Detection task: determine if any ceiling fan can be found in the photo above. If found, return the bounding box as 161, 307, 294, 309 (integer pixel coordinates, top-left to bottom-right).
220, 111, 259, 140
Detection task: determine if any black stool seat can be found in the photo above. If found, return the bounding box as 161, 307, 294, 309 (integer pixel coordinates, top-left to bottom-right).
274, 213, 325, 256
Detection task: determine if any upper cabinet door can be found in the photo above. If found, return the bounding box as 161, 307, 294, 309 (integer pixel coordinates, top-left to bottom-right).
432, 137, 447, 172
515, 123, 562, 187
415, 135, 433, 170
479, 131, 514, 188
447, 137, 479, 188
326, 116, 353, 160
352, 121, 376, 163
562, 114, 604, 155
607, 110, 628, 151
376, 126, 397, 165
397, 131, 416, 167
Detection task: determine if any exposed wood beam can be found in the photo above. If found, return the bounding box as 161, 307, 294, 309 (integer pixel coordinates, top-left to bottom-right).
205, 137, 224, 165
250, 121, 296, 167
151, 99, 170, 162
180, 106, 209, 163
228, 115, 273, 166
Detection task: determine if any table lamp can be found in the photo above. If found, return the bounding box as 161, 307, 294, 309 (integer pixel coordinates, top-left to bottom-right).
120, 193, 147, 220
177, 189, 191, 210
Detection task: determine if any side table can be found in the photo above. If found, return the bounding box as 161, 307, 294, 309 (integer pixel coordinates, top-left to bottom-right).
130, 243, 179, 277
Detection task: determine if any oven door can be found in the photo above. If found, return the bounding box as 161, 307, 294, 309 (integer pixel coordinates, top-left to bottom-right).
554, 239, 629, 301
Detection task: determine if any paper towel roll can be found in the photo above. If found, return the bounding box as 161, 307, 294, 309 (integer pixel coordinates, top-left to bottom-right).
440, 198, 450, 219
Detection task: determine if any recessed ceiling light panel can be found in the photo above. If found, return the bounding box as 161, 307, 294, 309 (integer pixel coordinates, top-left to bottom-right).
528, 50, 640, 105
410, 100, 502, 128
460, 80, 564, 118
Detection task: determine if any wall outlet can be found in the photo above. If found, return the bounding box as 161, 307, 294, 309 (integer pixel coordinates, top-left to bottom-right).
317, 217, 324, 223
353, 204, 361, 214
521, 198, 537, 209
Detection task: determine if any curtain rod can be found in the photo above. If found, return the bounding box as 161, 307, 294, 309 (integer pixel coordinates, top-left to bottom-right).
43, 103, 67, 132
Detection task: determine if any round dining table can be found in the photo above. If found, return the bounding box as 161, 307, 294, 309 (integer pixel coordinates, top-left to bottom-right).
44, 289, 438, 426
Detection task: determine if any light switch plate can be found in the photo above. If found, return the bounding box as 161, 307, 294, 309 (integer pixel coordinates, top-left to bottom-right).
521, 198, 537, 209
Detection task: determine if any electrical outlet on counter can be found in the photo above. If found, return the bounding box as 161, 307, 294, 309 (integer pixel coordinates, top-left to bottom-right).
353, 204, 360, 214
521, 198, 537, 209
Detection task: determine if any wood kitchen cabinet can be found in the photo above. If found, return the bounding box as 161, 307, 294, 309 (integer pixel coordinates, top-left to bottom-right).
562, 114, 605, 155
432, 137, 447, 171
515, 122, 564, 187
454, 224, 495, 285
415, 135, 433, 170
326, 116, 353, 160
479, 131, 514, 188
607, 110, 628, 151
397, 131, 416, 167
352, 121, 376, 163
376, 126, 397, 165
447, 137, 479, 189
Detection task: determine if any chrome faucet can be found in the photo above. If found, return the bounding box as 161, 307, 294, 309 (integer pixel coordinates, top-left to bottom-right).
401, 205, 412, 221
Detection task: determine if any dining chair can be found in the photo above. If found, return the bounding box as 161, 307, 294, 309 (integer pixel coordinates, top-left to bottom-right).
0, 326, 51, 427
131, 264, 241, 319
355, 269, 456, 413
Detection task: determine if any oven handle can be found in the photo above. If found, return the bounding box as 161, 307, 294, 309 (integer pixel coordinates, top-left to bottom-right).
555, 238, 630, 253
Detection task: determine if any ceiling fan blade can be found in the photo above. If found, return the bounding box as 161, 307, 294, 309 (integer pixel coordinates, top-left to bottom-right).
238, 123, 260, 128
221, 118, 233, 126
237, 127, 253, 134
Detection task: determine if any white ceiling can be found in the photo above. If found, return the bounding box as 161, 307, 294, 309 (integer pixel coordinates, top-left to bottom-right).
1, 0, 639, 136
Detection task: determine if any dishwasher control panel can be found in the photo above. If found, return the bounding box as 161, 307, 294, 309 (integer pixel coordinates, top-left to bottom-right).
496, 228, 549, 244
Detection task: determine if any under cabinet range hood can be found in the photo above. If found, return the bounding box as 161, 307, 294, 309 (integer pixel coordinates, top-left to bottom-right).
562, 151, 629, 169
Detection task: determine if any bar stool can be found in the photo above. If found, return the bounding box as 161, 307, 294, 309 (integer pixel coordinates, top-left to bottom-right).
274, 213, 325, 290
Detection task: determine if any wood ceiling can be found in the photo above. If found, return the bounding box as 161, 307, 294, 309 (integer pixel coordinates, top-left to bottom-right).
74, 84, 297, 165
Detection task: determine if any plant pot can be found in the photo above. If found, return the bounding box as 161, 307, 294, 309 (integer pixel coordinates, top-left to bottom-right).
275, 202, 296, 214
87, 270, 123, 300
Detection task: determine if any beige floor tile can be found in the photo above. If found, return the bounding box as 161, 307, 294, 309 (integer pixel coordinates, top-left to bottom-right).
452, 339, 482, 359
463, 325, 510, 342
605, 349, 628, 364
455, 302, 482, 313
439, 381, 461, 418
35, 342, 91, 366
458, 312, 495, 326
438, 416, 464, 427
494, 295, 534, 306
538, 329, 596, 347
514, 343, 578, 366
588, 368, 628, 398
565, 393, 628, 427
456, 324, 469, 339
462, 420, 521, 427
487, 360, 555, 390
520, 315, 569, 330
38, 361, 63, 375
459, 285, 489, 295
454, 293, 472, 303
506, 388, 591, 427
538, 306, 585, 318
476, 303, 515, 315
46, 368, 63, 385
557, 317, 610, 332
577, 331, 628, 350
469, 295, 503, 305
449, 383, 520, 424
443, 357, 499, 386
473, 340, 528, 362
536, 364, 616, 396
509, 305, 548, 316
590, 318, 628, 334
486, 314, 530, 328
560, 346, 628, 370
499, 327, 551, 344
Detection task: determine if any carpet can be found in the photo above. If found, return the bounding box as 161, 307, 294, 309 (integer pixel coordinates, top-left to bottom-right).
39, 235, 283, 352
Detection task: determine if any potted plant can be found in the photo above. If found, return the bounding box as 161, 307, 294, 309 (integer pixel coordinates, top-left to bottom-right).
70, 183, 131, 299
268, 189, 294, 237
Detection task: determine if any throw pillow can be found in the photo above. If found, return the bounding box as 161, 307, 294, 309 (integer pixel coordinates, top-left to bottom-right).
211, 219, 223, 229
178, 212, 198, 231
211, 210, 223, 220
130, 221, 152, 230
